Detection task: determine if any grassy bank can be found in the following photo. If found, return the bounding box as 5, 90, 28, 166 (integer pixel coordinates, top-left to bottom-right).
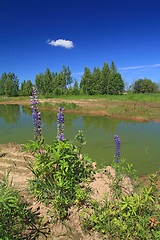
38, 93, 160, 102
1, 93, 160, 102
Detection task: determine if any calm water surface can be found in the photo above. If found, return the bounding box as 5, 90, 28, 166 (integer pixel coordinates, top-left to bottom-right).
0, 104, 160, 176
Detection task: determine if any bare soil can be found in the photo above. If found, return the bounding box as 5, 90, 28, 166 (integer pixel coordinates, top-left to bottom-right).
0, 143, 160, 239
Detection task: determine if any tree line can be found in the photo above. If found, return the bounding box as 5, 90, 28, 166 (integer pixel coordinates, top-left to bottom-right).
0, 61, 158, 97
80, 61, 124, 95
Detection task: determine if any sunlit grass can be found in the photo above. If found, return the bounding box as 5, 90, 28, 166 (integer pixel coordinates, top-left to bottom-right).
54, 102, 82, 110
37, 93, 160, 102
1, 93, 160, 103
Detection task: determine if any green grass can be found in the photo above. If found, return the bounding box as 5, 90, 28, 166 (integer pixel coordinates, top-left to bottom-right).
54, 102, 82, 110
38, 93, 160, 102
43, 101, 53, 108
1, 93, 160, 103
105, 105, 124, 114
0, 96, 30, 102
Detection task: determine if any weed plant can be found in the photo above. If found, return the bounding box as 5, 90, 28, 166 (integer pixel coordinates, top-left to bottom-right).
81, 160, 160, 239
0, 171, 47, 239
23, 139, 94, 219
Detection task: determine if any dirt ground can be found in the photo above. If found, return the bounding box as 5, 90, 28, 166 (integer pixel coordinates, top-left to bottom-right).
0, 142, 160, 239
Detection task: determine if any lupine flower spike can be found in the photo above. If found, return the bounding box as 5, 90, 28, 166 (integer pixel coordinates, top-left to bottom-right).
30, 87, 42, 143
114, 135, 121, 162
57, 107, 64, 141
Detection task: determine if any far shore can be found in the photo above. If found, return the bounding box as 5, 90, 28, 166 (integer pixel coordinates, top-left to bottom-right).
0, 96, 160, 122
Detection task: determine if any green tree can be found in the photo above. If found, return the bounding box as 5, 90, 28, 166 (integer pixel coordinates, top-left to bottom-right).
80, 67, 93, 94
72, 79, 79, 95
92, 67, 101, 94
62, 65, 72, 87
5, 77, 13, 96
110, 60, 117, 74
21, 80, 32, 96
0, 72, 7, 95
52, 72, 63, 95
27, 80, 33, 96
99, 62, 110, 94
20, 80, 26, 96
4, 73, 19, 97
109, 73, 124, 94
133, 78, 158, 93
43, 68, 53, 95
35, 73, 44, 95
57, 71, 66, 89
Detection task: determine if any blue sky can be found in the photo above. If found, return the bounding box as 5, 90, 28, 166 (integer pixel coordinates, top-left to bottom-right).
1, 0, 160, 88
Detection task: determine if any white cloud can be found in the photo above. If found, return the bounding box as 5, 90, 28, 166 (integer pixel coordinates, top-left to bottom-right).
47, 39, 74, 49
119, 63, 160, 70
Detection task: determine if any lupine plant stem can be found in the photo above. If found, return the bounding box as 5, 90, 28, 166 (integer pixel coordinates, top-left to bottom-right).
57, 107, 64, 141
114, 135, 121, 162
30, 87, 42, 143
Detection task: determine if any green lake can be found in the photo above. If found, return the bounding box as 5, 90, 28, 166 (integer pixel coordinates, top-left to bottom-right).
0, 104, 160, 176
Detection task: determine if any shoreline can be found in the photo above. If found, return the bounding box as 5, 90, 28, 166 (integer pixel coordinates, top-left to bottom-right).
0, 98, 160, 123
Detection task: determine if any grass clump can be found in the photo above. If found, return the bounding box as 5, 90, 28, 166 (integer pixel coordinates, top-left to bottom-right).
54, 102, 82, 110
43, 101, 53, 108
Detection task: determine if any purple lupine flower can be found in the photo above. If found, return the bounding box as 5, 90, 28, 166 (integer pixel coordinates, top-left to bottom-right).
114, 135, 121, 162
30, 87, 42, 143
57, 107, 64, 141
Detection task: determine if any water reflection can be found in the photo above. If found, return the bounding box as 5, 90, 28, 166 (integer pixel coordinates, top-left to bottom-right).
21, 105, 130, 134
82, 115, 123, 133
0, 104, 20, 123
21, 105, 80, 130
0, 104, 149, 134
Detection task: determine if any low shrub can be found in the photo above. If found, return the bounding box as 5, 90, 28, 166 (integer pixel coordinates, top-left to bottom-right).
24, 139, 94, 219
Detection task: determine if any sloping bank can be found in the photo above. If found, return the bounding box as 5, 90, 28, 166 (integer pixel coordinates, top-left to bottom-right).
0, 142, 160, 239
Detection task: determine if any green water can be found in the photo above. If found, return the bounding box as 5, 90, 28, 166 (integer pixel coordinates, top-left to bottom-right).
0, 104, 160, 176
